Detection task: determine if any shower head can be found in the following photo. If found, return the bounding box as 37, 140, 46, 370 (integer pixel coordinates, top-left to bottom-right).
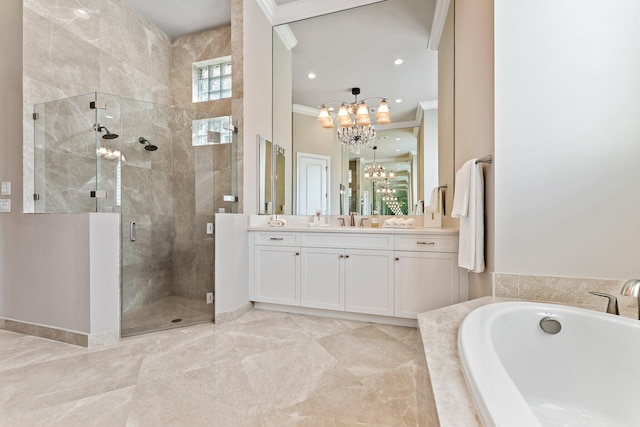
94, 124, 118, 139
139, 137, 158, 152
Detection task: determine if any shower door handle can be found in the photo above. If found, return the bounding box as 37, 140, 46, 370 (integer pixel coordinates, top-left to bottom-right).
130, 221, 136, 242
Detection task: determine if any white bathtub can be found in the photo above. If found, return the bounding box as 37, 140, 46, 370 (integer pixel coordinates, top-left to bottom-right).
458, 301, 640, 427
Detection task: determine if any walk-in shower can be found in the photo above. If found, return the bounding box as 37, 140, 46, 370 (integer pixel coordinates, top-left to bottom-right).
30, 92, 238, 336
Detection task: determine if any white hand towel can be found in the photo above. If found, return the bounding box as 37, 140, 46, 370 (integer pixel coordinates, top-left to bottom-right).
384, 218, 393, 226
268, 219, 286, 227
404, 218, 415, 227
426, 187, 440, 214
451, 159, 485, 273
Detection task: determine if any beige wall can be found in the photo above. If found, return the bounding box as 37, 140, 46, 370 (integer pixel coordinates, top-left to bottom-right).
494, 0, 640, 280
454, 0, 495, 298
438, 2, 456, 228
272, 32, 293, 215
242, 0, 273, 214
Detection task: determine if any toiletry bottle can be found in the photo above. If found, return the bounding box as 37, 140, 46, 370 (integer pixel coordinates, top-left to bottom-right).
371, 210, 379, 228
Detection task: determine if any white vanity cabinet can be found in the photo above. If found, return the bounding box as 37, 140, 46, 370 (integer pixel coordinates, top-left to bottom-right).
252, 232, 300, 305
394, 234, 460, 319
249, 227, 463, 324
299, 233, 395, 315
300, 247, 395, 316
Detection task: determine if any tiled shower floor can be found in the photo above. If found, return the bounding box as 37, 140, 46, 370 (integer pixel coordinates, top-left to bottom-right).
121, 295, 213, 336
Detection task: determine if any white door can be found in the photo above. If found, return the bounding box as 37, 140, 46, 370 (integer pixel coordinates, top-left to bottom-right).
345, 249, 395, 316
297, 153, 329, 215
300, 247, 345, 311
394, 251, 459, 318
254, 246, 300, 305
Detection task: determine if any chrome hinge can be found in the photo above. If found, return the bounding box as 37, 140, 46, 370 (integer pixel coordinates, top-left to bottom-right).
89, 101, 106, 110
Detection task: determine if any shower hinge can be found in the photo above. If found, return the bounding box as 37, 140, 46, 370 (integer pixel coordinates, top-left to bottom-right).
223, 195, 238, 202
32, 113, 39, 120
89, 101, 106, 110
33, 193, 40, 201
90, 190, 107, 198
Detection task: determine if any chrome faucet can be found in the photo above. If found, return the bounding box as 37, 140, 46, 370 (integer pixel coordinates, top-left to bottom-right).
337, 217, 346, 227
621, 279, 640, 319
349, 212, 357, 227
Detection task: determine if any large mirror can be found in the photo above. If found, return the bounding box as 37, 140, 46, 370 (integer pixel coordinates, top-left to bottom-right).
273, 0, 454, 216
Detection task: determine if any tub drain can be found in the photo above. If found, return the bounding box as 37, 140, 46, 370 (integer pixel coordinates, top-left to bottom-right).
539, 316, 561, 334
171, 318, 182, 323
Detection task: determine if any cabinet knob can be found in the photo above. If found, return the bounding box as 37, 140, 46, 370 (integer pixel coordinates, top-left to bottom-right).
339, 255, 344, 258
295, 252, 299, 256
395, 257, 400, 261
417, 241, 436, 245
345, 255, 350, 258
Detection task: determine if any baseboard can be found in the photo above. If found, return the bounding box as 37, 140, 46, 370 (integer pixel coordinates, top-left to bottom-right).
214, 302, 254, 324
1, 318, 119, 348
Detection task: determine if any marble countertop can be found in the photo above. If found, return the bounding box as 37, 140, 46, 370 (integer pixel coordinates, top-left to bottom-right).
248, 225, 459, 235
417, 296, 500, 427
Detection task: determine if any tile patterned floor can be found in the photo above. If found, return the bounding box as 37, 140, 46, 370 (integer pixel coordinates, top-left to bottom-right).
0, 310, 419, 426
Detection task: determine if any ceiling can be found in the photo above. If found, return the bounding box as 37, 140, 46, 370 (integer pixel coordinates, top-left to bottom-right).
122, 0, 232, 39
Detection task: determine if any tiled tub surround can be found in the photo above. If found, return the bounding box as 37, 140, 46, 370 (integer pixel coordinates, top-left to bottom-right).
0, 309, 420, 426
419, 275, 638, 426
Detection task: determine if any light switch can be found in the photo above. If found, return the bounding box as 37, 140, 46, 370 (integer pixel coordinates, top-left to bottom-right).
206, 223, 214, 234
0, 199, 10, 213
1, 182, 11, 196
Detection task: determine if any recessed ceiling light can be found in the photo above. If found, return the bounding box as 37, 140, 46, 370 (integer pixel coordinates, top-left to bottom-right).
394, 58, 404, 65
307, 72, 316, 79
396, 137, 401, 141
395, 99, 402, 103
395, 149, 400, 152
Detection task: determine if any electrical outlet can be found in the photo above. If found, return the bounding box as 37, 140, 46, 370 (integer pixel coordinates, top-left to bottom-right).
0, 199, 10, 213
206, 292, 213, 304
206, 223, 214, 234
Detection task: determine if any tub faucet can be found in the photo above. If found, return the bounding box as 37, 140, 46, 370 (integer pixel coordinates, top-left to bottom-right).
620, 279, 640, 319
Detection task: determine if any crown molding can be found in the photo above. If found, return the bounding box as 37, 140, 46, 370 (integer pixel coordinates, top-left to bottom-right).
427, 0, 451, 51
256, 0, 385, 26
293, 103, 319, 117
274, 24, 298, 50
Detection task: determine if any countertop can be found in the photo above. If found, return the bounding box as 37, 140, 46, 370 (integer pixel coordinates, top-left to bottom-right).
248, 225, 459, 235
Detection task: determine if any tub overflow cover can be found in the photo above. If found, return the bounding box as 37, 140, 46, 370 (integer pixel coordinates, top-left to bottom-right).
539, 316, 561, 334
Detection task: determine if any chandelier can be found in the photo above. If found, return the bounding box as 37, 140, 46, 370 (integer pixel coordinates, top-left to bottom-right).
375, 179, 396, 195
317, 87, 391, 154
364, 146, 394, 180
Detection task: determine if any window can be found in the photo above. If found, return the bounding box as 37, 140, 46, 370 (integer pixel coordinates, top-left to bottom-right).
192, 116, 234, 146
193, 56, 232, 102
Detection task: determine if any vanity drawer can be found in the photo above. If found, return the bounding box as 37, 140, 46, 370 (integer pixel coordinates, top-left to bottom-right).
254, 232, 300, 246
301, 232, 393, 250
394, 234, 458, 253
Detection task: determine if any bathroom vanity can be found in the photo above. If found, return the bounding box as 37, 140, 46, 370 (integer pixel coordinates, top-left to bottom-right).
248, 226, 466, 325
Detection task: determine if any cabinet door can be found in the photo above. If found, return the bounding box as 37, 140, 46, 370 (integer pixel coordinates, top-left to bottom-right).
300, 247, 344, 311
254, 246, 300, 305
345, 249, 395, 316
394, 251, 459, 318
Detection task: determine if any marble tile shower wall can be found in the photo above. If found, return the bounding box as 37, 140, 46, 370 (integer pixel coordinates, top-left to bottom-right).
23, 0, 172, 211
